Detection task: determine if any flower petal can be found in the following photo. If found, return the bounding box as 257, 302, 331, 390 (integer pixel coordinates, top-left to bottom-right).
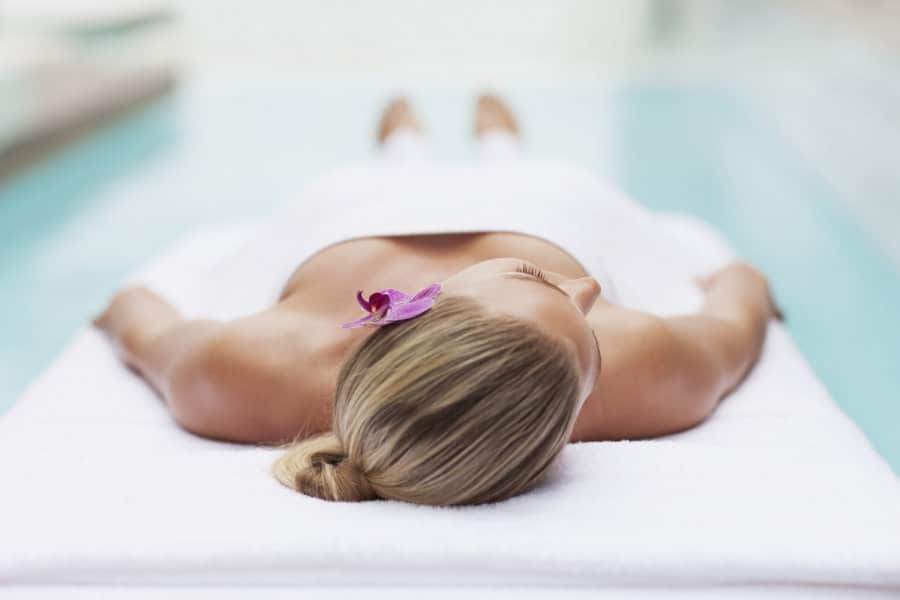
381, 298, 435, 322
341, 313, 377, 329
411, 283, 442, 302
355, 291, 371, 312
379, 288, 412, 304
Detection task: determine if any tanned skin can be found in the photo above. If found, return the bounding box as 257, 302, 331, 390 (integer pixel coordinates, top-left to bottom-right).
93, 96, 781, 446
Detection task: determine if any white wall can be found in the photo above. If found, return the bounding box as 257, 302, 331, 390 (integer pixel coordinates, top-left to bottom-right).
171, 0, 648, 82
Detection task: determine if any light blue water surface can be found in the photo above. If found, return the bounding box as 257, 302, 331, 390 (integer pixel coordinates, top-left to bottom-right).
1, 80, 897, 471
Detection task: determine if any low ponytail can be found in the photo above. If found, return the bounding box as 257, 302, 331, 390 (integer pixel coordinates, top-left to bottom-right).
273, 431, 378, 502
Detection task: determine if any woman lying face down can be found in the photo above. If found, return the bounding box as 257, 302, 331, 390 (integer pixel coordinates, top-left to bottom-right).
93, 95, 782, 507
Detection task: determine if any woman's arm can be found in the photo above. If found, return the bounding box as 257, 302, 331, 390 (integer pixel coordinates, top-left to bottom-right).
679, 261, 781, 392
93, 287, 221, 395
573, 262, 781, 442
93, 287, 328, 443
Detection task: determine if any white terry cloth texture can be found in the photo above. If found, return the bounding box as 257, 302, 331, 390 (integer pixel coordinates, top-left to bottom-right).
2, 142, 900, 597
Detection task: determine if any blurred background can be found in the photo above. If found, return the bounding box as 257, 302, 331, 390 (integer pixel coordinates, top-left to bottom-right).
1, 0, 898, 470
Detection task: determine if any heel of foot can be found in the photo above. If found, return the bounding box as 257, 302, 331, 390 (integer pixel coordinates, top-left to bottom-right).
475, 94, 519, 137
378, 98, 421, 144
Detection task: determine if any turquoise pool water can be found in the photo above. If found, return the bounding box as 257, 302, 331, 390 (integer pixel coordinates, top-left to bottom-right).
1, 80, 897, 471
616, 84, 900, 472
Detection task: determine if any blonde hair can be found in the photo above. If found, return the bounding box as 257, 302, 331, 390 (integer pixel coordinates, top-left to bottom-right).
273, 295, 581, 506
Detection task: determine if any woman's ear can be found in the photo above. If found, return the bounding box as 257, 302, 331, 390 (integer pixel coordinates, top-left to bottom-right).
561, 277, 602, 315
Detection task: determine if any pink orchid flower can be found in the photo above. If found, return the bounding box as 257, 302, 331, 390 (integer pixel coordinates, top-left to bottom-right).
341, 283, 442, 329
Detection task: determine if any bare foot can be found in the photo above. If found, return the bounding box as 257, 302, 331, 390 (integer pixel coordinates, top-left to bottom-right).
377, 97, 421, 144
475, 94, 519, 137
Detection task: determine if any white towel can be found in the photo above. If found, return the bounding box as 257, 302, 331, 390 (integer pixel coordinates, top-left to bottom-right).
2, 214, 899, 596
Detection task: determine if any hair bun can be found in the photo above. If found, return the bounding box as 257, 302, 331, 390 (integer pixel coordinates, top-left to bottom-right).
274, 431, 377, 502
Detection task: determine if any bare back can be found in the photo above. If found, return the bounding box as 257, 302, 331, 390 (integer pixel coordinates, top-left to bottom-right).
95, 231, 775, 445
254, 231, 610, 436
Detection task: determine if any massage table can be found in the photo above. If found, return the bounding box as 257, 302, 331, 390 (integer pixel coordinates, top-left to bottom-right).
2, 202, 899, 599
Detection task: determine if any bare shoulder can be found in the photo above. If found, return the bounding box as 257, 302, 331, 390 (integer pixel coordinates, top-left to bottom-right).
168, 306, 341, 443
570, 306, 722, 442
